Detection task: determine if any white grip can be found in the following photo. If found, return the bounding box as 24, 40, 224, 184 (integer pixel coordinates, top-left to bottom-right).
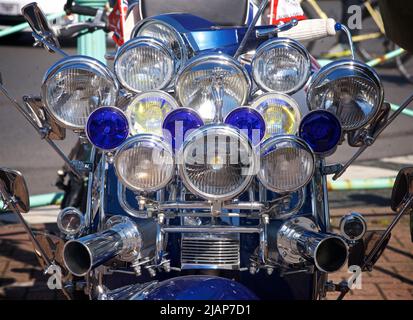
278, 18, 336, 42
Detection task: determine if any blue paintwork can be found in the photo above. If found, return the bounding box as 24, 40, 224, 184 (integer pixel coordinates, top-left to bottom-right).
101, 8, 319, 300
144, 275, 258, 300
145, 13, 276, 56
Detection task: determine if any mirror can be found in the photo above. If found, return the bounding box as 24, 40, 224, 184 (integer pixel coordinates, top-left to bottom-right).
21, 2, 61, 51
23, 96, 66, 140
390, 167, 413, 211
0, 168, 30, 213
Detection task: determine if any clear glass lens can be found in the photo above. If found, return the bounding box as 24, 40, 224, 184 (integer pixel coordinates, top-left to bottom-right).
253, 41, 310, 94
176, 56, 250, 122
115, 136, 174, 192
115, 40, 174, 92
251, 94, 301, 138
126, 92, 178, 136
57, 207, 84, 235
180, 126, 254, 200
309, 76, 380, 130
45, 67, 116, 129
137, 22, 184, 61
259, 137, 314, 193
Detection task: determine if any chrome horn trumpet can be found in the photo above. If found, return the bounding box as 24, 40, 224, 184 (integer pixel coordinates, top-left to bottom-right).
277, 217, 348, 273
63, 216, 155, 276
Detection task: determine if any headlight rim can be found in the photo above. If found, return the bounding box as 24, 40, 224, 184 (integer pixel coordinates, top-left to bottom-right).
175, 53, 252, 120
177, 123, 256, 201
251, 37, 311, 95
250, 92, 302, 137
41, 55, 119, 131
114, 36, 176, 93
114, 133, 175, 193
131, 18, 189, 68
126, 90, 180, 136
306, 59, 384, 131
257, 134, 316, 193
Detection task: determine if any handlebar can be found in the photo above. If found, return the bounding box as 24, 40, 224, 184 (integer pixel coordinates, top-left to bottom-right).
64, 0, 98, 17
278, 18, 337, 42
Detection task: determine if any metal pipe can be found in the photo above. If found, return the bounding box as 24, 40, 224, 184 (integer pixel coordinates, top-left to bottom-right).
84, 146, 96, 229
234, 0, 269, 58
159, 201, 264, 211
162, 225, 261, 234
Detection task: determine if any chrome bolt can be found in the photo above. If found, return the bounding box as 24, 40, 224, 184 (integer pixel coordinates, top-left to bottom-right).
266, 267, 274, 275
147, 267, 156, 277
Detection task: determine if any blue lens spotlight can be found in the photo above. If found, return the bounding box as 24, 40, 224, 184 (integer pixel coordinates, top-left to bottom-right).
299, 110, 342, 155
224, 107, 266, 144
86, 106, 129, 150
162, 108, 204, 151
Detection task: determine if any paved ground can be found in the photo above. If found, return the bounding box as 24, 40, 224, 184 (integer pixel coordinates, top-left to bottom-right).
0, 204, 411, 300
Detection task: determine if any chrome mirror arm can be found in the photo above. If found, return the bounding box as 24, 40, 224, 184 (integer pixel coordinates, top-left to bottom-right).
0, 83, 83, 179
31, 31, 69, 57
234, 0, 269, 59
334, 23, 356, 59
333, 93, 413, 180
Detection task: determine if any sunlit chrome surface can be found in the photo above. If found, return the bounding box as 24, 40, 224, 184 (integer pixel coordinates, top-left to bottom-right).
277, 217, 348, 273
114, 134, 175, 192
252, 38, 311, 94
307, 59, 384, 131
175, 54, 251, 122
251, 93, 301, 138
57, 207, 84, 236
114, 37, 175, 93
132, 19, 189, 71
258, 135, 315, 193
41, 55, 118, 130
177, 124, 255, 201
126, 90, 179, 136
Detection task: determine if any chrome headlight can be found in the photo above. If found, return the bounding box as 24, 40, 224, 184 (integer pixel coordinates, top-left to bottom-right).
252, 38, 311, 94
131, 19, 188, 70
114, 135, 174, 192
178, 124, 255, 201
126, 91, 179, 136
42, 56, 118, 130
176, 54, 251, 123
258, 136, 315, 193
114, 37, 175, 93
57, 207, 84, 236
251, 93, 301, 138
307, 60, 384, 131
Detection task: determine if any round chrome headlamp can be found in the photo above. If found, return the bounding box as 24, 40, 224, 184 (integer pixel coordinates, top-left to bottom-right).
252, 38, 311, 94
307, 59, 384, 131
57, 207, 84, 236
178, 124, 255, 201
258, 136, 315, 193
114, 37, 175, 93
176, 54, 251, 123
126, 91, 179, 136
114, 134, 174, 192
41, 56, 118, 130
131, 19, 188, 70
251, 93, 301, 139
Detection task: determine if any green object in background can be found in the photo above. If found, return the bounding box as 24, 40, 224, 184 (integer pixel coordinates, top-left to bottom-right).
0, 12, 66, 38
0, 192, 64, 211
76, 0, 107, 63
327, 177, 396, 191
